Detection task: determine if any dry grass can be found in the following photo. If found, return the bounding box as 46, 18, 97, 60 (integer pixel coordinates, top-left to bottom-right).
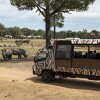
0, 39, 45, 47
0, 39, 45, 59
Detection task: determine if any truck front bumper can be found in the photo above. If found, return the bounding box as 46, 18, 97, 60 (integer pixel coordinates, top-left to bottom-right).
32, 65, 42, 76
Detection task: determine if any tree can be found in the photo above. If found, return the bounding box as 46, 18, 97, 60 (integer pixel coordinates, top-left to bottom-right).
21, 28, 33, 36
10, 0, 95, 46
51, 13, 64, 39
0, 23, 5, 41
91, 30, 99, 36
7, 27, 21, 38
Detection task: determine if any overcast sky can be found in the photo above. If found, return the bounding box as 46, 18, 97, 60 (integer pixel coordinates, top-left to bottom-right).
0, 0, 100, 32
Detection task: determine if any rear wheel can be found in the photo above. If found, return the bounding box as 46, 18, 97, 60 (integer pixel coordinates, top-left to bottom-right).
42, 71, 52, 82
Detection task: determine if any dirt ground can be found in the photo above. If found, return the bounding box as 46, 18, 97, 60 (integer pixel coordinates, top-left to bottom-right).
0, 38, 100, 100
0, 60, 100, 100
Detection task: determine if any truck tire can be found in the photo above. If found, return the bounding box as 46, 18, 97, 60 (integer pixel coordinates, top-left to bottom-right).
42, 71, 52, 82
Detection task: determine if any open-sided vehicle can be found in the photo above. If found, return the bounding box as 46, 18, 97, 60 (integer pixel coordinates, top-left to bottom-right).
32, 39, 100, 82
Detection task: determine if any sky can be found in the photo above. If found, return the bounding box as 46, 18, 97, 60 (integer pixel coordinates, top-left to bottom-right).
0, 0, 100, 32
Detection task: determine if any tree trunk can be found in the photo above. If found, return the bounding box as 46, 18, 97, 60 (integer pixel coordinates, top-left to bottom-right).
54, 26, 56, 39
54, 14, 56, 39
45, 13, 51, 47
0, 31, 3, 42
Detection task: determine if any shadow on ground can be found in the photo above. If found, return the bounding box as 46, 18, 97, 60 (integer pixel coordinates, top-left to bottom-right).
26, 76, 100, 92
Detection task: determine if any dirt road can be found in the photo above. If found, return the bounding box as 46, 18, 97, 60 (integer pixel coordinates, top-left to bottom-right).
0, 66, 100, 100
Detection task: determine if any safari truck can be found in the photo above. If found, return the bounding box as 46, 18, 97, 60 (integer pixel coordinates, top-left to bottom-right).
32, 39, 100, 82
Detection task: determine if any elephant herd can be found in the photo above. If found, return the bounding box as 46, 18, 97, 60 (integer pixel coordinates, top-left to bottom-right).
1, 48, 27, 60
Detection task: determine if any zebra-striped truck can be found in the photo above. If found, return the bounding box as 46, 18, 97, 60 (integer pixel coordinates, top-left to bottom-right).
32, 39, 100, 82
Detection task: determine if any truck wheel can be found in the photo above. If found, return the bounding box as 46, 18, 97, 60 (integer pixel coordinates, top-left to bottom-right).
42, 71, 52, 82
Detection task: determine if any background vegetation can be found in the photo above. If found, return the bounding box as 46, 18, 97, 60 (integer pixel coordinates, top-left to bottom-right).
0, 23, 100, 39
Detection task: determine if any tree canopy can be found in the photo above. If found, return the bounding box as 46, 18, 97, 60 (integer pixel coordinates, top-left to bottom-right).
0, 23, 5, 32
10, 0, 95, 46
51, 12, 64, 39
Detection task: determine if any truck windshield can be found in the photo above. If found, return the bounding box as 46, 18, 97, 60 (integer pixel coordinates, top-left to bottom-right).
34, 47, 47, 62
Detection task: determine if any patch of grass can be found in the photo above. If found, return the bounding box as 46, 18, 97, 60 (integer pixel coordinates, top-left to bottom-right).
24, 47, 40, 56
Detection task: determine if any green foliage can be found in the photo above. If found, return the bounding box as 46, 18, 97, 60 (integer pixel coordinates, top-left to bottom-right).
10, 0, 95, 16
91, 30, 99, 35
55, 30, 89, 39
21, 28, 33, 36
51, 13, 64, 28
0, 23, 5, 41
6, 27, 21, 38
1, 23, 100, 39
0, 23, 5, 30
10, 0, 36, 10
0, 0, 95, 44
10, 0, 95, 46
